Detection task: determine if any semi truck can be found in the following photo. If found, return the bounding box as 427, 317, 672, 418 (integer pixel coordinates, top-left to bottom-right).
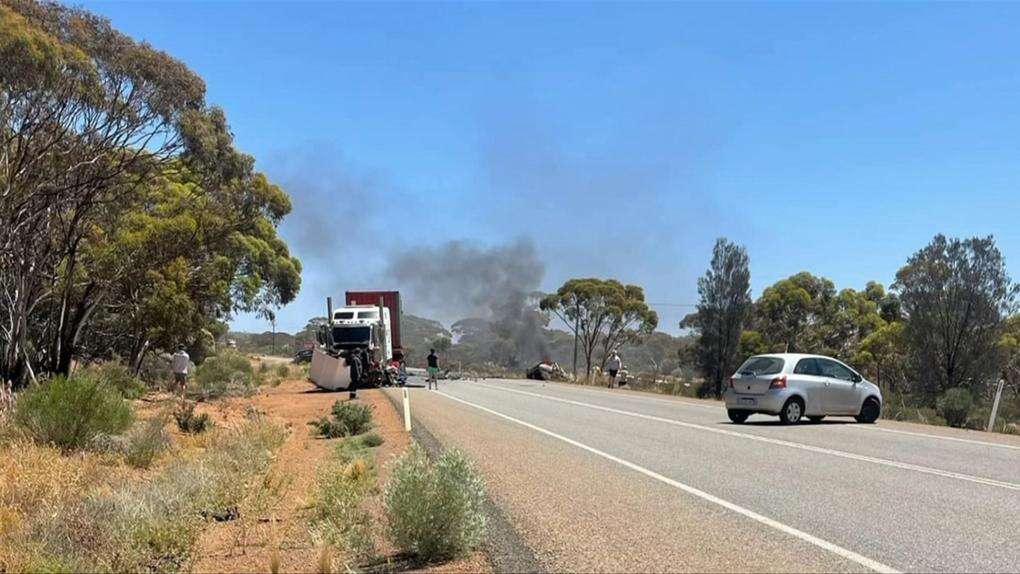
308, 290, 404, 390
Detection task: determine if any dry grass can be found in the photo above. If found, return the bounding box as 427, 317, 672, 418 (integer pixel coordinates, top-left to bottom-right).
0, 409, 287, 573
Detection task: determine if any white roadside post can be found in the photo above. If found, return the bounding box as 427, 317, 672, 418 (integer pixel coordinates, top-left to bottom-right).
402, 387, 412, 432
986, 379, 1005, 432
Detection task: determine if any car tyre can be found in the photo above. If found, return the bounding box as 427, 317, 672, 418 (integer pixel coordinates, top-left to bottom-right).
807, 415, 825, 423
779, 398, 804, 425
856, 397, 881, 424
727, 409, 749, 424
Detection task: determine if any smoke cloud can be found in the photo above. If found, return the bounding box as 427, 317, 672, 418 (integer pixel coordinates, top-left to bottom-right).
385, 238, 551, 365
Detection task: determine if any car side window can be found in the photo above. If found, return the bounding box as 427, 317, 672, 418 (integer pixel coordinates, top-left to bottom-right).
818, 359, 855, 382
793, 358, 819, 375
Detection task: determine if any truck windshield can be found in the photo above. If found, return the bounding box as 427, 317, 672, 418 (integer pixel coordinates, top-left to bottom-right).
333, 311, 355, 320
332, 325, 370, 344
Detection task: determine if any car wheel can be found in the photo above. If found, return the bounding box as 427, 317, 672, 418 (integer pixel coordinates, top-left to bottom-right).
779, 398, 804, 424
727, 409, 749, 424
808, 415, 825, 423
856, 397, 881, 424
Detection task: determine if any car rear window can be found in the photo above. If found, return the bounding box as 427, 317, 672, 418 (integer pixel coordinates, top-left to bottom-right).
737, 356, 785, 376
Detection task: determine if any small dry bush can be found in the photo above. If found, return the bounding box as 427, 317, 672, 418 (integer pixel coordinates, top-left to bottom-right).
123, 415, 171, 469
14, 373, 133, 450
310, 401, 374, 438
384, 444, 486, 562
275, 363, 290, 379
174, 401, 213, 434
310, 438, 377, 562
359, 432, 384, 448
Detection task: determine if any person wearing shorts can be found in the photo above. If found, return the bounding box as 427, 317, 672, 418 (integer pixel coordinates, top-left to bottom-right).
606, 350, 622, 389
171, 345, 190, 396
426, 348, 440, 390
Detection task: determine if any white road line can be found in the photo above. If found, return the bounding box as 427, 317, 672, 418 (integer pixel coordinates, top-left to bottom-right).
436, 390, 900, 574
855, 425, 1020, 451
474, 383, 1020, 491
506, 379, 725, 411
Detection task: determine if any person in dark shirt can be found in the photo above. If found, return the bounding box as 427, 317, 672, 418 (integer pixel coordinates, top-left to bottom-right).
348, 348, 363, 400
426, 348, 439, 390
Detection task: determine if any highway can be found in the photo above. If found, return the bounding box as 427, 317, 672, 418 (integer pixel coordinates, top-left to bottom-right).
386, 378, 1020, 573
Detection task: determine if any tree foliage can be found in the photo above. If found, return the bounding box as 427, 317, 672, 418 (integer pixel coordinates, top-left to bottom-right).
893, 235, 1017, 399
541, 278, 657, 380
0, 0, 300, 385
684, 238, 751, 398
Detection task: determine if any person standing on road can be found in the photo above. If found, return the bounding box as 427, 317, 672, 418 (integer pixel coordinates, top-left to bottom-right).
606, 350, 622, 389
171, 345, 190, 396
348, 348, 363, 400
427, 348, 440, 390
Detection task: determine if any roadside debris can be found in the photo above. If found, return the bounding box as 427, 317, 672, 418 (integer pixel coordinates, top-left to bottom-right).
526, 360, 570, 381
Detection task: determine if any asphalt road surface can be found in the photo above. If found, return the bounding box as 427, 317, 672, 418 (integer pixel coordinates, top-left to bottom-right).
385, 378, 1019, 573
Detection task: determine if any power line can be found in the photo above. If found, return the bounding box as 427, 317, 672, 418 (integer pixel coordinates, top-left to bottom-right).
647, 302, 698, 308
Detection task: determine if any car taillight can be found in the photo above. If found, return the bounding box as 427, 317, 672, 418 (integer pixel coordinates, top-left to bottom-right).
769, 375, 787, 389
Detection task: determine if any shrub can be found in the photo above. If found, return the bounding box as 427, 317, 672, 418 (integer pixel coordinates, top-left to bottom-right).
192, 350, 259, 398
276, 363, 290, 379
123, 416, 171, 469
14, 374, 133, 450
82, 362, 146, 399
937, 388, 973, 428
310, 401, 374, 438
384, 445, 486, 561
359, 432, 384, 448
310, 444, 375, 559
173, 402, 212, 434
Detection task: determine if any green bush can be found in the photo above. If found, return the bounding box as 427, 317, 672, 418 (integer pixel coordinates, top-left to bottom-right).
359, 432, 384, 448
192, 350, 259, 398
124, 416, 171, 469
82, 362, 146, 399
174, 401, 213, 434
14, 373, 133, 450
384, 444, 486, 561
937, 388, 973, 428
310, 401, 374, 438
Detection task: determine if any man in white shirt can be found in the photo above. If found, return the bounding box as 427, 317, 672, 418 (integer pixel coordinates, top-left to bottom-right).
606, 350, 622, 389
171, 345, 190, 395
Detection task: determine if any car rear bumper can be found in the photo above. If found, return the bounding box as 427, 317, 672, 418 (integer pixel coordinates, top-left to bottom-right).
724, 388, 795, 414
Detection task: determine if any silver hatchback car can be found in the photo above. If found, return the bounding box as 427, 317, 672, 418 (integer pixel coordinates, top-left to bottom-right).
724, 353, 882, 425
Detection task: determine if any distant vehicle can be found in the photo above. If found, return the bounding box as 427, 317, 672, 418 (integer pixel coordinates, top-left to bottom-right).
724, 353, 882, 425
292, 349, 313, 364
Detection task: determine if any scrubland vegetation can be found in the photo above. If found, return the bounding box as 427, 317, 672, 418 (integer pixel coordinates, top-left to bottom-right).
307, 401, 487, 571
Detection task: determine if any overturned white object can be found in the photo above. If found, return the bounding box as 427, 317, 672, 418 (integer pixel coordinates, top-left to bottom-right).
309, 347, 351, 390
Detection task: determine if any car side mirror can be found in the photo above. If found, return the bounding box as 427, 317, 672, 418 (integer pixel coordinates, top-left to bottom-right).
851, 373, 862, 383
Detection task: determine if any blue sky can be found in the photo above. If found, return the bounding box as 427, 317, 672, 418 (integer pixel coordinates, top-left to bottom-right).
84, 1, 1020, 334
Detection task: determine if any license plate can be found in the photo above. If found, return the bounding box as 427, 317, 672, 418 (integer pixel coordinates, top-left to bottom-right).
740, 397, 756, 406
